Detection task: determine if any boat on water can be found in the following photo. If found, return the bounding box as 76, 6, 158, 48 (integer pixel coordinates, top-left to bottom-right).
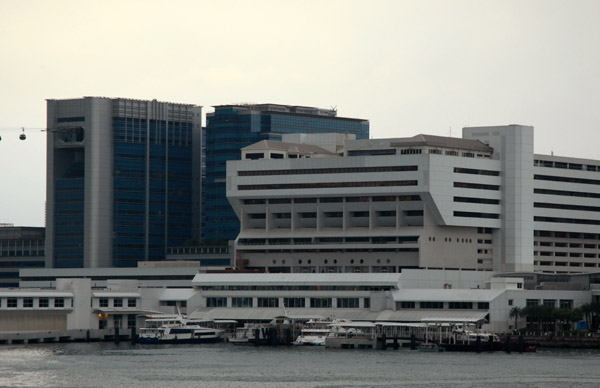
441, 324, 503, 352
138, 314, 224, 344
293, 319, 333, 346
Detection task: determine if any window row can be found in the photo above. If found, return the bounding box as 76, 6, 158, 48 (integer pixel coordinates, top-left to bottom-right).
398, 301, 490, 310
206, 297, 369, 309
239, 165, 418, 176
534, 159, 600, 172
98, 297, 138, 308
239, 180, 419, 191
526, 299, 573, 309
0, 297, 69, 309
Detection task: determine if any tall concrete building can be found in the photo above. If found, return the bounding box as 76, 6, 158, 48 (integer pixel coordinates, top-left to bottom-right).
227, 124, 600, 274
203, 104, 369, 242
46, 97, 202, 268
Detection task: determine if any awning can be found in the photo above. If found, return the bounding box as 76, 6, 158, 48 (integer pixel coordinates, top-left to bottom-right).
189, 308, 379, 321
93, 308, 157, 315
376, 310, 488, 323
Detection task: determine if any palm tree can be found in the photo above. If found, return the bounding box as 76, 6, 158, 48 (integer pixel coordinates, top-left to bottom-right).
509, 306, 523, 330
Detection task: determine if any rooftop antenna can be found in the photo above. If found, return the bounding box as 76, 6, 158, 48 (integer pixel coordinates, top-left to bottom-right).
449, 126, 452, 137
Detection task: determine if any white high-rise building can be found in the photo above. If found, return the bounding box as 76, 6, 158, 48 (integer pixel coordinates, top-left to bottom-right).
227, 125, 600, 275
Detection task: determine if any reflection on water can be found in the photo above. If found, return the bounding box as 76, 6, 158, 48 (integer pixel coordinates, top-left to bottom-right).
1, 343, 600, 388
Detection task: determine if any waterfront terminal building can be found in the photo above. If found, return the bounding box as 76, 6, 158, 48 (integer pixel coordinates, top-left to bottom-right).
227, 125, 600, 275
0, 270, 597, 341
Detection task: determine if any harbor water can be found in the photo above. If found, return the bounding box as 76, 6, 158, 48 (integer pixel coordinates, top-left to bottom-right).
2, 342, 600, 388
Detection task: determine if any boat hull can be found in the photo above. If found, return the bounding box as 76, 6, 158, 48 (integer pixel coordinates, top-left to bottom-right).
137, 336, 222, 345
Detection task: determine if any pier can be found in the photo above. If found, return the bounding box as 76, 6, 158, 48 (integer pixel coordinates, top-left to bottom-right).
0, 328, 134, 345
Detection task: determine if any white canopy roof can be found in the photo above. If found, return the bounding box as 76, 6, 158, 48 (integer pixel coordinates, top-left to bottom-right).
92, 292, 140, 298
192, 273, 401, 287
392, 288, 503, 302
158, 288, 196, 301
0, 291, 73, 298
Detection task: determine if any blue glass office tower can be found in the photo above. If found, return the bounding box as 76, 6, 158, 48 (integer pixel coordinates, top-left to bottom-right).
203, 104, 369, 241
46, 97, 202, 268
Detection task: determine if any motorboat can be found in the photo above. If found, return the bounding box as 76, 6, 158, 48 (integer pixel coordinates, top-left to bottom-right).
293, 319, 332, 346
138, 314, 224, 344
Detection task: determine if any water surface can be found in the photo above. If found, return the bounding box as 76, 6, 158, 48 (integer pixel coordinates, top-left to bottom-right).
1, 342, 599, 388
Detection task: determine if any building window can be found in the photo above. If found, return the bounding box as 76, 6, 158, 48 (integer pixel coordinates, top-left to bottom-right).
23, 298, 33, 308
128, 298, 137, 308
257, 298, 279, 308
54, 298, 64, 308
399, 301, 416, 309
39, 298, 49, 308
508, 299, 513, 306
310, 298, 332, 308
364, 298, 370, 309
127, 315, 136, 329
337, 298, 359, 308
7, 298, 17, 308
99, 298, 109, 308
477, 302, 489, 310
113, 298, 123, 308
526, 299, 539, 307
449, 302, 473, 309
543, 299, 556, 307
232, 298, 253, 308
283, 297, 305, 308
559, 300, 573, 310
206, 297, 227, 307
419, 301, 444, 309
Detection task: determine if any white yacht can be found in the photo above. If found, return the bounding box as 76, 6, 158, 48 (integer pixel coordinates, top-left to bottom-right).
138, 314, 224, 344
293, 319, 332, 346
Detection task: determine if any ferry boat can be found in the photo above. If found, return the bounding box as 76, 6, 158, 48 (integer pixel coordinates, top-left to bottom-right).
293, 319, 332, 346
138, 314, 224, 344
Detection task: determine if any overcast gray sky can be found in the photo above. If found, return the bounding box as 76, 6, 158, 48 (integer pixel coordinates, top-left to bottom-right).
1, 0, 599, 227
